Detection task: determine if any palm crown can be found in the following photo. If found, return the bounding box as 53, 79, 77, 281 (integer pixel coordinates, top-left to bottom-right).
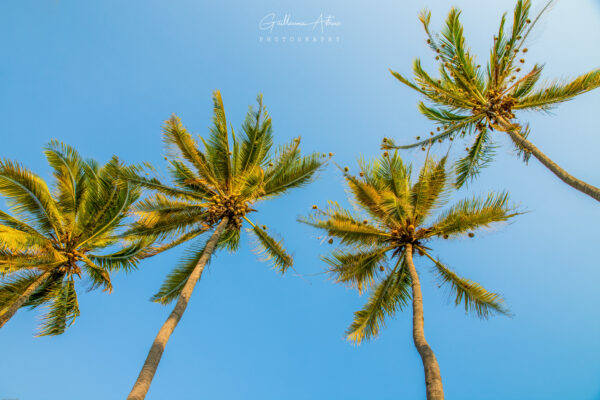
0, 141, 146, 335
122, 90, 328, 304
382, 0, 600, 189
302, 152, 519, 343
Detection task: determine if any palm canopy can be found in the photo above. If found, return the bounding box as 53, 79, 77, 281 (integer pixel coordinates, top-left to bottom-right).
382, 0, 600, 187
121, 90, 328, 304
301, 152, 520, 343
0, 141, 147, 336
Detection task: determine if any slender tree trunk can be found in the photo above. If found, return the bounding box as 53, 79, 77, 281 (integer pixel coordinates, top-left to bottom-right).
498, 118, 600, 202
405, 244, 444, 400
0, 270, 51, 329
127, 217, 229, 400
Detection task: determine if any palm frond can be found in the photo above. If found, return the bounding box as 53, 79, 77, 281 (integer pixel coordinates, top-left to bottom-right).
515, 69, 600, 110
346, 258, 411, 343
37, 278, 80, 336
206, 90, 232, 189
237, 94, 273, 174
162, 115, 220, 190
299, 202, 390, 246
263, 146, 325, 197
151, 239, 210, 305
0, 160, 63, 237
431, 192, 519, 238
421, 249, 509, 318
247, 221, 293, 273
455, 128, 496, 187
324, 246, 392, 294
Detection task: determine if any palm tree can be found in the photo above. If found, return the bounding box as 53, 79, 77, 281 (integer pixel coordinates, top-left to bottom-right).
382, 0, 600, 201
301, 151, 519, 400
122, 90, 328, 400
0, 141, 147, 335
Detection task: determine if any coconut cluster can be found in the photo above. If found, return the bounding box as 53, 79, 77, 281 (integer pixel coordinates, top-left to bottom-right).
206, 195, 250, 229
58, 249, 83, 276
474, 89, 516, 124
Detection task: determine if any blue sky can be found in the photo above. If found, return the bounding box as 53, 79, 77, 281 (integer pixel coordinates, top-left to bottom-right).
1, 0, 599, 399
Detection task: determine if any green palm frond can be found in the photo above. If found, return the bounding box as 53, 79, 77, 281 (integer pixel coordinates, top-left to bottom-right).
37, 279, 80, 337
0, 160, 63, 237
162, 115, 220, 190
431, 192, 519, 237
515, 69, 600, 110
299, 202, 390, 246
324, 246, 392, 293
455, 128, 496, 187
0, 271, 46, 310
87, 239, 150, 272
119, 163, 207, 201
44, 140, 86, 220
206, 91, 233, 188
411, 156, 449, 222
346, 259, 411, 343
247, 220, 293, 273
421, 250, 509, 318
80, 256, 113, 292
237, 94, 273, 174
150, 239, 209, 305
263, 145, 326, 197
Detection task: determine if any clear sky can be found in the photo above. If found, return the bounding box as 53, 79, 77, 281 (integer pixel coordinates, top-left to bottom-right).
1, 0, 599, 399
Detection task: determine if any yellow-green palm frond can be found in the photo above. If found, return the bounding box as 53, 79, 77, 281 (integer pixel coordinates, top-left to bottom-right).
168, 160, 216, 197
43, 140, 86, 223
299, 202, 390, 246
344, 172, 389, 225
76, 161, 140, 248
263, 139, 327, 198
236, 94, 274, 174
80, 256, 113, 292
0, 159, 63, 238
346, 258, 411, 343
421, 250, 509, 318
162, 115, 220, 191
0, 271, 50, 310
235, 166, 265, 201
150, 238, 210, 305
515, 69, 600, 110
455, 128, 496, 187
430, 191, 519, 238
206, 90, 233, 189
323, 245, 393, 294
87, 238, 152, 273
36, 278, 80, 337
119, 163, 207, 201
411, 156, 450, 223
247, 220, 293, 273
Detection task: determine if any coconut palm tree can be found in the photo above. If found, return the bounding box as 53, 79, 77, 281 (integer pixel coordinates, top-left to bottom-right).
382, 0, 600, 201
122, 90, 328, 400
301, 151, 519, 400
0, 141, 147, 335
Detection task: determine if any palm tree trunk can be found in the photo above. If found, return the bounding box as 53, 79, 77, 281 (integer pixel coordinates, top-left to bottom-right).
405, 244, 444, 400
0, 270, 51, 329
127, 217, 229, 400
498, 119, 600, 202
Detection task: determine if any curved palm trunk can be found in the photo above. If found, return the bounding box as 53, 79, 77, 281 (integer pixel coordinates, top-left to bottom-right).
127, 217, 229, 400
0, 270, 51, 329
405, 244, 444, 400
499, 119, 600, 202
